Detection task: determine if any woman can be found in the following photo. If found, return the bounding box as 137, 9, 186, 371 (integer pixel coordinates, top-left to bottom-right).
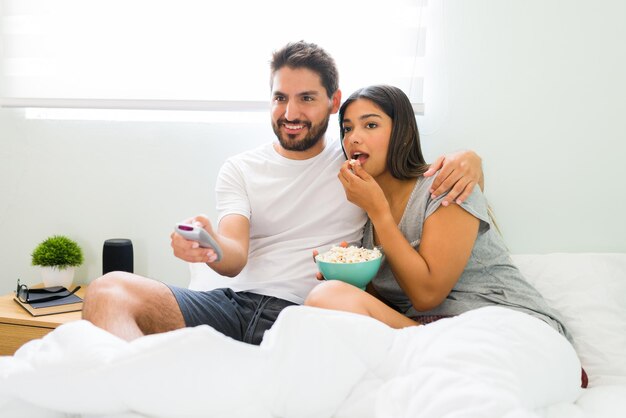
305, 86, 587, 396
305, 85, 572, 341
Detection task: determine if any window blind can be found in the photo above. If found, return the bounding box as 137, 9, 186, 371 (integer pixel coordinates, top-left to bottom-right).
0, 0, 426, 113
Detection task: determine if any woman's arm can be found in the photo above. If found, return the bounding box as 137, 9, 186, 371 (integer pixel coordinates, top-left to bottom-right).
338, 161, 480, 311
369, 203, 479, 311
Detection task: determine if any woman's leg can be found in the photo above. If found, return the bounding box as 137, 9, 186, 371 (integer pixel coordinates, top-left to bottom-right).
82, 272, 185, 341
304, 280, 419, 328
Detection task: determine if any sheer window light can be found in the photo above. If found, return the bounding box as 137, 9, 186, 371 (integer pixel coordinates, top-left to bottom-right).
0, 0, 426, 118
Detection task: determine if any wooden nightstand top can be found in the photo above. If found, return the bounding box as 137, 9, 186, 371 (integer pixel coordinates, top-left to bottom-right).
0, 286, 87, 329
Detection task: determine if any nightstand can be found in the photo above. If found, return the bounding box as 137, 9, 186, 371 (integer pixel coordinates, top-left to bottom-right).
0, 286, 87, 356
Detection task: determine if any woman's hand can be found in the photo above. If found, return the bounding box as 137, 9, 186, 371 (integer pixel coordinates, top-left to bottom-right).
337, 160, 389, 218
312, 249, 324, 280
312, 241, 348, 281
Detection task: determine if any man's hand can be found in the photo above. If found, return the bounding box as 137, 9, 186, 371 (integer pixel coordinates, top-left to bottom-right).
170, 215, 220, 264
423, 150, 484, 206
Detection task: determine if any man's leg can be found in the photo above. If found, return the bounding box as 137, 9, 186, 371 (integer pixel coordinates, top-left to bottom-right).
82, 272, 185, 341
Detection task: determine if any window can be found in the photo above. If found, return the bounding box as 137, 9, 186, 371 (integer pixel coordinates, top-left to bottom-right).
0, 0, 426, 116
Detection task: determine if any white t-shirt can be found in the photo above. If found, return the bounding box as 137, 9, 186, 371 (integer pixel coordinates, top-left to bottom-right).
215, 139, 367, 304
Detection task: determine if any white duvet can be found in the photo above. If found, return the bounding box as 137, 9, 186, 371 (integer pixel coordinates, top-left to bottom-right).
0, 305, 590, 418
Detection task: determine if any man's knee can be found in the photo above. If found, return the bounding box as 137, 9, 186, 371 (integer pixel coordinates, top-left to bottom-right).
85, 272, 126, 299
83, 272, 135, 319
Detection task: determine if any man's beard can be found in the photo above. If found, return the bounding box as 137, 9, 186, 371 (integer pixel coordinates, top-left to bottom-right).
272, 113, 330, 152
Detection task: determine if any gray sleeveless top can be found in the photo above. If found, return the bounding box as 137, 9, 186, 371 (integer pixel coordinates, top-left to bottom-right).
363, 176, 571, 341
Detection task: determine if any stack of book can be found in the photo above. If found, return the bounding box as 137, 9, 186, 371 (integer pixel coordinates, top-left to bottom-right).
14, 288, 83, 317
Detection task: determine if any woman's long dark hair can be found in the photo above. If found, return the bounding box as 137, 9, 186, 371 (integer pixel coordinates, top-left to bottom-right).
339, 85, 428, 179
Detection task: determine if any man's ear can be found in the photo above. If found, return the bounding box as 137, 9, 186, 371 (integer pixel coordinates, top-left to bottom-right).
330, 89, 342, 114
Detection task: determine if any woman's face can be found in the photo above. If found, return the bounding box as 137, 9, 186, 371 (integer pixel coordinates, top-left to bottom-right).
341, 98, 393, 178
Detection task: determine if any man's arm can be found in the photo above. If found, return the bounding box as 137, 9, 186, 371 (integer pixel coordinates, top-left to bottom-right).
171, 214, 250, 277
423, 150, 484, 206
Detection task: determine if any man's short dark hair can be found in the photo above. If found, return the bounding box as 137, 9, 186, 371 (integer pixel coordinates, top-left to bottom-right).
270, 41, 339, 98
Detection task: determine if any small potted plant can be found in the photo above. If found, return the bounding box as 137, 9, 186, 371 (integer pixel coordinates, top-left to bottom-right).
31, 235, 84, 288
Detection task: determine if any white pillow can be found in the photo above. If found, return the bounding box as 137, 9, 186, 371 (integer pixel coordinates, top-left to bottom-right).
511, 253, 626, 387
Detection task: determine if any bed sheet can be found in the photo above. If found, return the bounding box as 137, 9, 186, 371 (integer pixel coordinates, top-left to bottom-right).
1, 305, 589, 418
3, 252, 625, 417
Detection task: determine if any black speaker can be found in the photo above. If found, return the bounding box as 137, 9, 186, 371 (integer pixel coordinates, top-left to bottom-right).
102, 238, 134, 274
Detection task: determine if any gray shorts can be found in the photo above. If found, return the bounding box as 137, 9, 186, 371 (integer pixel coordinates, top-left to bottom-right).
167, 286, 296, 345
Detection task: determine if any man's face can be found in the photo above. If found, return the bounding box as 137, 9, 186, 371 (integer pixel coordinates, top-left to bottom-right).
270, 67, 340, 153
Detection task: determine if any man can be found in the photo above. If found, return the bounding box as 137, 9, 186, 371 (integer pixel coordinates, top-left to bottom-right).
82, 41, 483, 344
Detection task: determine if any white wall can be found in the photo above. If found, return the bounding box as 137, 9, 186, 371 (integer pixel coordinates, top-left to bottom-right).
1, 0, 625, 294
420, 0, 626, 255
0, 114, 275, 294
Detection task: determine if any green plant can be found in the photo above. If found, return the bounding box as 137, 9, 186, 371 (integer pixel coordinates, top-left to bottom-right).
31, 235, 84, 269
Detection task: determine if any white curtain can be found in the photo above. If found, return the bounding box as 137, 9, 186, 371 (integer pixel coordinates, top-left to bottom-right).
0, 0, 426, 112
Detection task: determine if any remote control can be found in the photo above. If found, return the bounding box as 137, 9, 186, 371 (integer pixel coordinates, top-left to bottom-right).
174, 223, 223, 261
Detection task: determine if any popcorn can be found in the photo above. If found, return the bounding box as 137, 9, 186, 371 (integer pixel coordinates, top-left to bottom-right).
316, 245, 381, 263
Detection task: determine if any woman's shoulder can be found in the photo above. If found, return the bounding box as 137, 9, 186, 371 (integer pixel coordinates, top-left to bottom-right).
414, 173, 491, 232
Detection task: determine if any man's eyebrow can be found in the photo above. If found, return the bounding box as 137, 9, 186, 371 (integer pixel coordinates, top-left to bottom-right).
272, 90, 320, 97
298, 91, 320, 97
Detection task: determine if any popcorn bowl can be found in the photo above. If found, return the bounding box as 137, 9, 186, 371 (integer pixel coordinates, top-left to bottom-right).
315, 255, 382, 290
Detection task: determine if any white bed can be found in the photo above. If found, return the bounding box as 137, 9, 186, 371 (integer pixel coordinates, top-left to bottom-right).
1, 253, 625, 418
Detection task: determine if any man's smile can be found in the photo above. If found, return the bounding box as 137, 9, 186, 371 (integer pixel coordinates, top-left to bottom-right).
280, 120, 310, 135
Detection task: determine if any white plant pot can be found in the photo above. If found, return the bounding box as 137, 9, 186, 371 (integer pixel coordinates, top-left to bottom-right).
41, 266, 75, 288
